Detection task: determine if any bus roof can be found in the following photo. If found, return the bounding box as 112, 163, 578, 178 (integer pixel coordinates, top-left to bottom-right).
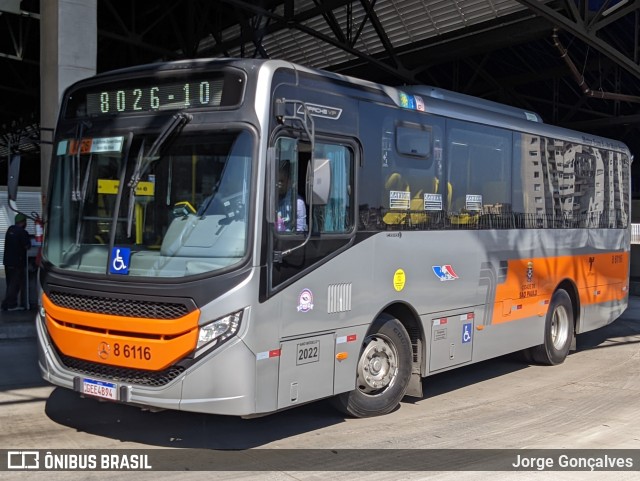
69, 57, 630, 155
404, 85, 544, 123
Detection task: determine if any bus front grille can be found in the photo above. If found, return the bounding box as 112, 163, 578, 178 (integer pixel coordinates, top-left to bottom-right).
58, 352, 185, 387
48, 291, 190, 319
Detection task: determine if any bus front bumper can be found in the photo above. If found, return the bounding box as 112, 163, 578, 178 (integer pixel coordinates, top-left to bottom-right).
36, 312, 260, 416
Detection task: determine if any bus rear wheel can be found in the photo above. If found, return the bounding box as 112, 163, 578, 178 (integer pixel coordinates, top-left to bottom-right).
331, 314, 412, 417
529, 288, 574, 365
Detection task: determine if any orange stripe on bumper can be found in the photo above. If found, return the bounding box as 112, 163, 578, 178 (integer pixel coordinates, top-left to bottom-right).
43, 293, 199, 371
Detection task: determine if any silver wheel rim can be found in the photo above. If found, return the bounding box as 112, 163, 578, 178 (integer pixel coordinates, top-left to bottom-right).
356, 334, 399, 395
551, 304, 570, 350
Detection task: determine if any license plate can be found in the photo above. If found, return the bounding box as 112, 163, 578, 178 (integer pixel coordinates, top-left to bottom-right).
82, 378, 118, 401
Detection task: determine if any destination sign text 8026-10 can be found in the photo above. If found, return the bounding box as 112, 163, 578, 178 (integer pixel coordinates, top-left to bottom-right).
86, 79, 224, 115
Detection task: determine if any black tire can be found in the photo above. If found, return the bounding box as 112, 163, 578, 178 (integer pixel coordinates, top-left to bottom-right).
331, 314, 412, 417
529, 288, 574, 365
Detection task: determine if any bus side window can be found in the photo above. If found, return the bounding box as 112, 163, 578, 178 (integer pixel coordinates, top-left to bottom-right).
383, 121, 444, 226
447, 121, 511, 216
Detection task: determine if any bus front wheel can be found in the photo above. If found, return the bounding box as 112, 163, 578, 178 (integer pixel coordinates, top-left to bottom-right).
529, 288, 574, 365
331, 314, 412, 417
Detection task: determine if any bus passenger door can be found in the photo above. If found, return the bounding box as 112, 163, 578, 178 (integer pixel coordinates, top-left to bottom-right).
267, 135, 356, 408
269, 135, 356, 294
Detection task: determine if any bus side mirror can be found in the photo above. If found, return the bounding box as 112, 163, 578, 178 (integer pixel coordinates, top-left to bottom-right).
311, 157, 331, 205
7, 153, 21, 211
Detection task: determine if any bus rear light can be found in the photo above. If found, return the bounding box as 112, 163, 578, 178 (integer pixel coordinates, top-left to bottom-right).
196, 311, 242, 352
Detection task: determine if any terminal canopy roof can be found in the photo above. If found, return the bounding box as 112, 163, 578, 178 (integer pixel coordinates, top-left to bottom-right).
2, 0, 640, 159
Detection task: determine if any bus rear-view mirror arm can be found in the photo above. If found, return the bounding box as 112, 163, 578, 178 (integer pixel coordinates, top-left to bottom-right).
273, 98, 318, 261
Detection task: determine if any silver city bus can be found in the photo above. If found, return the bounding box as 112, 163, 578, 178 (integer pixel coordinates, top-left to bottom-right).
35, 58, 630, 417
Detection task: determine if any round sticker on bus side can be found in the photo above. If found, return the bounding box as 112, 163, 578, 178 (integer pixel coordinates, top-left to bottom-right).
393, 269, 406, 291
297, 289, 314, 312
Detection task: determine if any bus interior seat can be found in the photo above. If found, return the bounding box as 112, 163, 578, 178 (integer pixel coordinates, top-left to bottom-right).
383, 172, 451, 225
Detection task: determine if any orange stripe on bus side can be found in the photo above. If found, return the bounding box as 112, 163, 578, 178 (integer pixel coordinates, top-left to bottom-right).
43, 293, 200, 371
491, 252, 628, 325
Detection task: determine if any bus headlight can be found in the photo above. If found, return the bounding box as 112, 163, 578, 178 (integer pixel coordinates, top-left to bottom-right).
196, 311, 242, 351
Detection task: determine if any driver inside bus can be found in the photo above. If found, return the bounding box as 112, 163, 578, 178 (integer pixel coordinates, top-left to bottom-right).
277, 160, 307, 232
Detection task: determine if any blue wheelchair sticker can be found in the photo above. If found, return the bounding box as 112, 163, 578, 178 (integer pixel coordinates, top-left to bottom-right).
110, 247, 130, 275
462, 322, 472, 344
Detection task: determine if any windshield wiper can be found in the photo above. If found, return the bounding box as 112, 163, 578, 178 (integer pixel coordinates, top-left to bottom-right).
71, 120, 91, 201
68, 120, 93, 260
74, 153, 94, 246
128, 113, 192, 192
126, 113, 192, 238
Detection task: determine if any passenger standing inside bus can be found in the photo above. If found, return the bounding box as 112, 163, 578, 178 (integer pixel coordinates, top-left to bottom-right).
277, 160, 307, 232
2, 213, 31, 311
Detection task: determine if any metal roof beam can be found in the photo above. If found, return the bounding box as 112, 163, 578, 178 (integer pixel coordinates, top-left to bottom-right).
217, 0, 416, 83
587, 0, 635, 30
208, 0, 349, 55
562, 0, 581, 22
0, 50, 36, 65
350, 0, 375, 47
0, 11, 38, 64
358, 0, 404, 70
312, 0, 348, 45
515, 0, 640, 79
99, 0, 185, 59
235, 8, 270, 58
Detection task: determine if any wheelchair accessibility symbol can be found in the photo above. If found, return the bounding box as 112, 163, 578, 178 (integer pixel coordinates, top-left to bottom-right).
110, 247, 131, 275
462, 322, 472, 344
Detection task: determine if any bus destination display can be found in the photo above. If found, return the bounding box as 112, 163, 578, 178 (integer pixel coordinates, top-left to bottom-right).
86, 79, 224, 115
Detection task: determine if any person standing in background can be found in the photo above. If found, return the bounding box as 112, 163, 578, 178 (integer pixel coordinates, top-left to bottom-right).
2, 213, 31, 311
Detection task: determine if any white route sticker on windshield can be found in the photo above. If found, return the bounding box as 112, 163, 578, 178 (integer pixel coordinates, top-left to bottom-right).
91, 137, 124, 153
57, 136, 125, 155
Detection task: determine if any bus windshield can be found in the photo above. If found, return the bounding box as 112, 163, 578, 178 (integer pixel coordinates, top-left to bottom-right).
45, 127, 254, 278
